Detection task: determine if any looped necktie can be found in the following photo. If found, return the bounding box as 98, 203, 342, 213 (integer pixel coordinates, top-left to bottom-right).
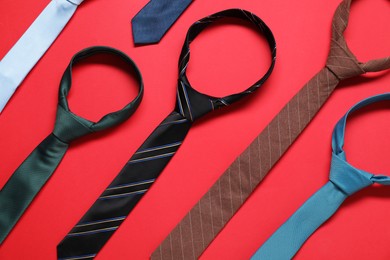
0, 46, 144, 244
58, 9, 276, 260
324, 0, 390, 80
252, 92, 390, 260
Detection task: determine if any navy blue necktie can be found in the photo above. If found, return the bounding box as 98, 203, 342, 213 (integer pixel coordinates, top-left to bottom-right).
252, 93, 390, 260
131, 0, 193, 44
58, 9, 276, 260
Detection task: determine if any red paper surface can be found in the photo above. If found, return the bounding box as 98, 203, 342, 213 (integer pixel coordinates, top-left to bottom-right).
0, 0, 389, 259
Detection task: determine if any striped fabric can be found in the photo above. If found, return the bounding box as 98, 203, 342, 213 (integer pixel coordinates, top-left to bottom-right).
57, 112, 192, 260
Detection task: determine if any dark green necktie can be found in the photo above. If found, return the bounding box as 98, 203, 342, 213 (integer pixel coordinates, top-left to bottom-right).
0, 46, 144, 244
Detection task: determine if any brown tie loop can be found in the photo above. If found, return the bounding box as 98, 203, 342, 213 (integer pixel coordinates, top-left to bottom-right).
362, 57, 390, 73
326, 0, 390, 80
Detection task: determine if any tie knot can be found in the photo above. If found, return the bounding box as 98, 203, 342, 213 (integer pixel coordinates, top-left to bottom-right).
324, 0, 365, 80
176, 81, 218, 122
51, 46, 144, 144
325, 41, 365, 80
329, 153, 373, 196
324, 0, 390, 80
52, 105, 93, 143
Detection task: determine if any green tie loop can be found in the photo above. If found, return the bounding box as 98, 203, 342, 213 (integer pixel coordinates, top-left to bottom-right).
53, 46, 144, 143
0, 46, 144, 244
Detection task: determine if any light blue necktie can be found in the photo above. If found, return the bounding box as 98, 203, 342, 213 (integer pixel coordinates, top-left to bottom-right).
0, 0, 83, 112
252, 92, 390, 260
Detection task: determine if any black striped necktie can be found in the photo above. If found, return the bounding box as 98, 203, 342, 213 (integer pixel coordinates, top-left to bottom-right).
57, 9, 276, 260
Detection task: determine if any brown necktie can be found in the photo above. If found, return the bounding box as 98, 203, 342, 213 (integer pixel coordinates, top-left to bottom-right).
151, 0, 390, 259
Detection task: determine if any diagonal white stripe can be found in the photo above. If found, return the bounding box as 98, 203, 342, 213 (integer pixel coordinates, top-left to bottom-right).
100, 189, 148, 199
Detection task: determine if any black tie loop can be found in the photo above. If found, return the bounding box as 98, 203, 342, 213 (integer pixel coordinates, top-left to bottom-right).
53, 46, 144, 143
176, 9, 276, 122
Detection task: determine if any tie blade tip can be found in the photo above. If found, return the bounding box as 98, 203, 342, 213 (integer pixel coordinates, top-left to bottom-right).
133, 37, 161, 46
131, 20, 165, 45
131, 30, 163, 46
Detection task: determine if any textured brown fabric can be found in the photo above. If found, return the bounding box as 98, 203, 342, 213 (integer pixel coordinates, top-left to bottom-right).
151, 1, 390, 259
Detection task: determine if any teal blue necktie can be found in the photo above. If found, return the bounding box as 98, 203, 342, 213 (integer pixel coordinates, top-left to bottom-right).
252, 93, 390, 260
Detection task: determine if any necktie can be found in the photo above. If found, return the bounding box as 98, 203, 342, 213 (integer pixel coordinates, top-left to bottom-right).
252, 93, 390, 260
0, 0, 84, 113
58, 9, 276, 260
152, 1, 390, 259
131, 0, 193, 45
0, 46, 144, 244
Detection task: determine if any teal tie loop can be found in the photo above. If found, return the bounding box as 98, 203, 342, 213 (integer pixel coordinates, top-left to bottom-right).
332, 93, 390, 155
0, 46, 144, 244
330, 92, 390, 195
252, 92, 390, 260
371, 175, 390, 185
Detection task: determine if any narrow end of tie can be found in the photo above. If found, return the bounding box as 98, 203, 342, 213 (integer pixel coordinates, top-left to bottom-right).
131, 19, 164, 45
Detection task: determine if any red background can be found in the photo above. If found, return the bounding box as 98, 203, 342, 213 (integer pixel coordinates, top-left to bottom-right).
0, 0, 389, 259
